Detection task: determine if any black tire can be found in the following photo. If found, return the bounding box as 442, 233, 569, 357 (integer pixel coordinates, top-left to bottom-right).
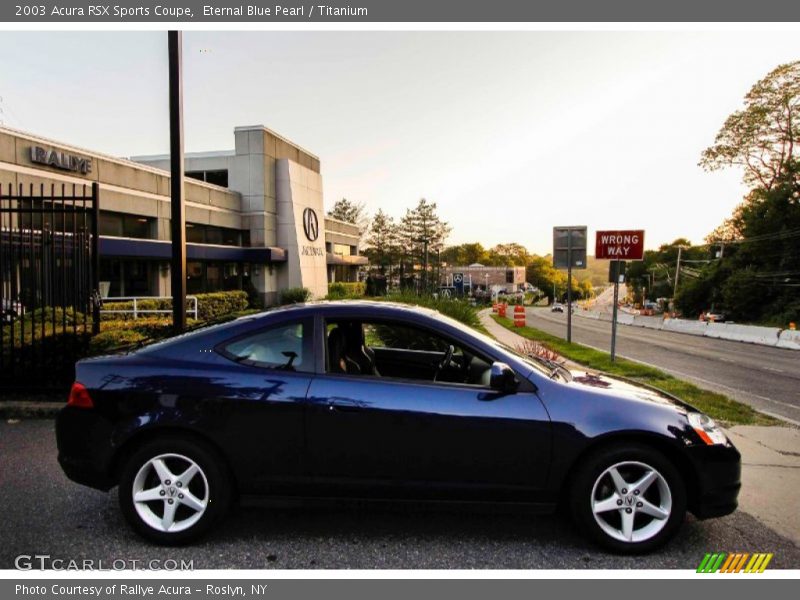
569, 443, 687, 554
118, 436, 232, 545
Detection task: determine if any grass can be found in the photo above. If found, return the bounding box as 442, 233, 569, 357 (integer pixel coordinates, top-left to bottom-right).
491, 314, 780, 427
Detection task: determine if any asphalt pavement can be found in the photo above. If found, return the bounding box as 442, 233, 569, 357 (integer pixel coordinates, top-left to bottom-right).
2, 420, 799, 570
524, 308, 800, 424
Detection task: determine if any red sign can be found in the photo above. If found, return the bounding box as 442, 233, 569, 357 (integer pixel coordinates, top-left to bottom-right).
595, 230, 645, 260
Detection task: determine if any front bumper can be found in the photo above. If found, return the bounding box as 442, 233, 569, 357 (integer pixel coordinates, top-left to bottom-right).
686, 442, 741, 519
55, 407, 116, 491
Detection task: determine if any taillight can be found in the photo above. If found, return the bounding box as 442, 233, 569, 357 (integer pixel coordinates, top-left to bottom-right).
67, 382, 94, 408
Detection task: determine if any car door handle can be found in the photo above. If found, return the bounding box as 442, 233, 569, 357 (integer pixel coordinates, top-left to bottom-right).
327, 400, 362, 413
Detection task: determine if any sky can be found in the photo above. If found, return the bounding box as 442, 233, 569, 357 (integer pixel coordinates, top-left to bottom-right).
0, 31, 797, 254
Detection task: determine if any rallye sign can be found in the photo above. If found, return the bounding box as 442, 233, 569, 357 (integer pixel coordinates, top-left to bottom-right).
595, 230, 645, 260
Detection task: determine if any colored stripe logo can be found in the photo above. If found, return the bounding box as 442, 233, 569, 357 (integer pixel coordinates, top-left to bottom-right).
697, 552, 773, 573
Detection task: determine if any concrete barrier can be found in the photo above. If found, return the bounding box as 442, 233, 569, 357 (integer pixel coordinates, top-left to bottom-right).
662, 319, 709, 336
631, 315, 664, 330
573, 310, 798, 350
616, 313, 635, 325
777, 329, 800, 350
575, 309, 601, 320
704, 322, 781, 346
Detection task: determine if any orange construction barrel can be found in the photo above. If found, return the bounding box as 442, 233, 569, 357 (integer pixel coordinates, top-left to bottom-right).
513, 304, 525, 327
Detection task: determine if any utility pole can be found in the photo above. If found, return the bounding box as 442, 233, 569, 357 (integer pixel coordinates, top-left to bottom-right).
673, 245, 684, 299
168, 31, 187, 333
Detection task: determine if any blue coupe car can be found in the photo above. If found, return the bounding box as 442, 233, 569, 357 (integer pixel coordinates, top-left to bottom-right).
56, 301, 740, 553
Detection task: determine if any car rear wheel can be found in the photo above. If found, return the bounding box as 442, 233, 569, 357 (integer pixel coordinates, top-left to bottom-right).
118, 437, 231, 545
570, 444, 686, 554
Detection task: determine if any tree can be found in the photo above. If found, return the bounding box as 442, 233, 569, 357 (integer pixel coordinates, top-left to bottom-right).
526, 256, 566, 304
363, 209, 399, 271
441, 243, 489, 266
700, 61, 800, 193
697, 61, 800, 324
327, 198, 369, 236
486, 243, 530, 266
399, 198, 452, 264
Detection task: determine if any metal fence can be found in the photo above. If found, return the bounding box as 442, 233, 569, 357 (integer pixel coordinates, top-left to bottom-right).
0, 182, 100, 388
101, 296, 199, 320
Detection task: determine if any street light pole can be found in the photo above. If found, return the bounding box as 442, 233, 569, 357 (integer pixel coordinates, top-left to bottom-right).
168, 31, 187, 333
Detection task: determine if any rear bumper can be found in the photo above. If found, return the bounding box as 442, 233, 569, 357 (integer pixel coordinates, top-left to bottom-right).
687, 442, 741, 520
55, 407, 116, 491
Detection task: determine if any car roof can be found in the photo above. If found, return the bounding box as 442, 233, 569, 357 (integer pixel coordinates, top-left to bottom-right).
245, 300, 442, 320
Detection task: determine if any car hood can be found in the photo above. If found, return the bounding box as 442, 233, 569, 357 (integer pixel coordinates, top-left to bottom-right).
565, 369, 693, 413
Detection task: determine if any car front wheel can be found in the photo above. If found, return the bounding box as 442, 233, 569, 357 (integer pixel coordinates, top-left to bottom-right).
118, 437, 231, 545
570, 444, 687, 553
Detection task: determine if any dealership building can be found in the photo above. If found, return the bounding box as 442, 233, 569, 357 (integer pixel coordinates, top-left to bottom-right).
0, 124, 366, 305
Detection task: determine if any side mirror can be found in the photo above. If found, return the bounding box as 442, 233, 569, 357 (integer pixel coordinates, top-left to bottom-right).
489, 362, 519, 393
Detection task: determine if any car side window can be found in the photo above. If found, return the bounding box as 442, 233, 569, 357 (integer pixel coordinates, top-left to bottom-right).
219, 320, 311, 372
326, 318, 491, 386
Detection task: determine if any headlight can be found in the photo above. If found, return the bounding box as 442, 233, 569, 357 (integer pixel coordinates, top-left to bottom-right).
687, 412, 727, 445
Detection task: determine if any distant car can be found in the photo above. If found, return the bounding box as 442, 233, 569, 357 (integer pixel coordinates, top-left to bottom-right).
56, 301, 740, 552
551, 303, 564, 313
701, 311, 728, 323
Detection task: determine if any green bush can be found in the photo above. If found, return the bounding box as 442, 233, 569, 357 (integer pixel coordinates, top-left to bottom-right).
2, 308, 90, 349
100, 318, 187, 339
89, 329, 147, 355
327, 281, 366, 299
194, 291, 249, 321
280, 287, 312, 304
384, 292, 483, 331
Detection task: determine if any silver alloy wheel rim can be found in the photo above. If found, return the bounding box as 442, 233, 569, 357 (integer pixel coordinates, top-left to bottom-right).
590, 460, 672, 543
132, 453, 209, 533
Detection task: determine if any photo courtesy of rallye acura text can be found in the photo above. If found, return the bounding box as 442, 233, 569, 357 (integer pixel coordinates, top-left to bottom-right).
55, 301, 741, 553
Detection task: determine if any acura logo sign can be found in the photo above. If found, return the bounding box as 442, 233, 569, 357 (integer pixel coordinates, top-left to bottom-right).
302, 208, 319, 242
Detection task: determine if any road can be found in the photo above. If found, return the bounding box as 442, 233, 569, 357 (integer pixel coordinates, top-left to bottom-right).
525, 308, 800, 424
2, 420, 799, 570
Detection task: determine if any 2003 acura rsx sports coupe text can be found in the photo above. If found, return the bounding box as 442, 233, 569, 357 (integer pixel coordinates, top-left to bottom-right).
56, 301, 741, 553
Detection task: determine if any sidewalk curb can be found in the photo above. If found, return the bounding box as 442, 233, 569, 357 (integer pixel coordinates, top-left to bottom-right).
0, 401, 62, 420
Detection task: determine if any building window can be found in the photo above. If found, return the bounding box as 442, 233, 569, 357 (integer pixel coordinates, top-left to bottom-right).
186, 169, 229, 188
187, 261, 204, 294
205, 170, 229, 187
186, 223, 205, 244
99, 211, 152, 239
333, 243, 351, 256
185, 223, 242, 246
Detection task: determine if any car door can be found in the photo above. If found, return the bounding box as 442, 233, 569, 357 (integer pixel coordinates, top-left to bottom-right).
304, 317, 551, 500
209, 316, 316, 493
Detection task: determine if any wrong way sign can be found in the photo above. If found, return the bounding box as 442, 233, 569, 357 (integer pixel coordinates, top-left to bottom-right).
595, 230, 645, 260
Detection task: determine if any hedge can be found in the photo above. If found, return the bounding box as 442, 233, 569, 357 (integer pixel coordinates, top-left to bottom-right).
327, 281, 366, 299
89, 329, 148, 355
279, 287, 312, 304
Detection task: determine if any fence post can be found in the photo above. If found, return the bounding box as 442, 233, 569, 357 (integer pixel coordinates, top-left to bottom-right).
133, 298, 138, 320
91, 182, 100, 335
